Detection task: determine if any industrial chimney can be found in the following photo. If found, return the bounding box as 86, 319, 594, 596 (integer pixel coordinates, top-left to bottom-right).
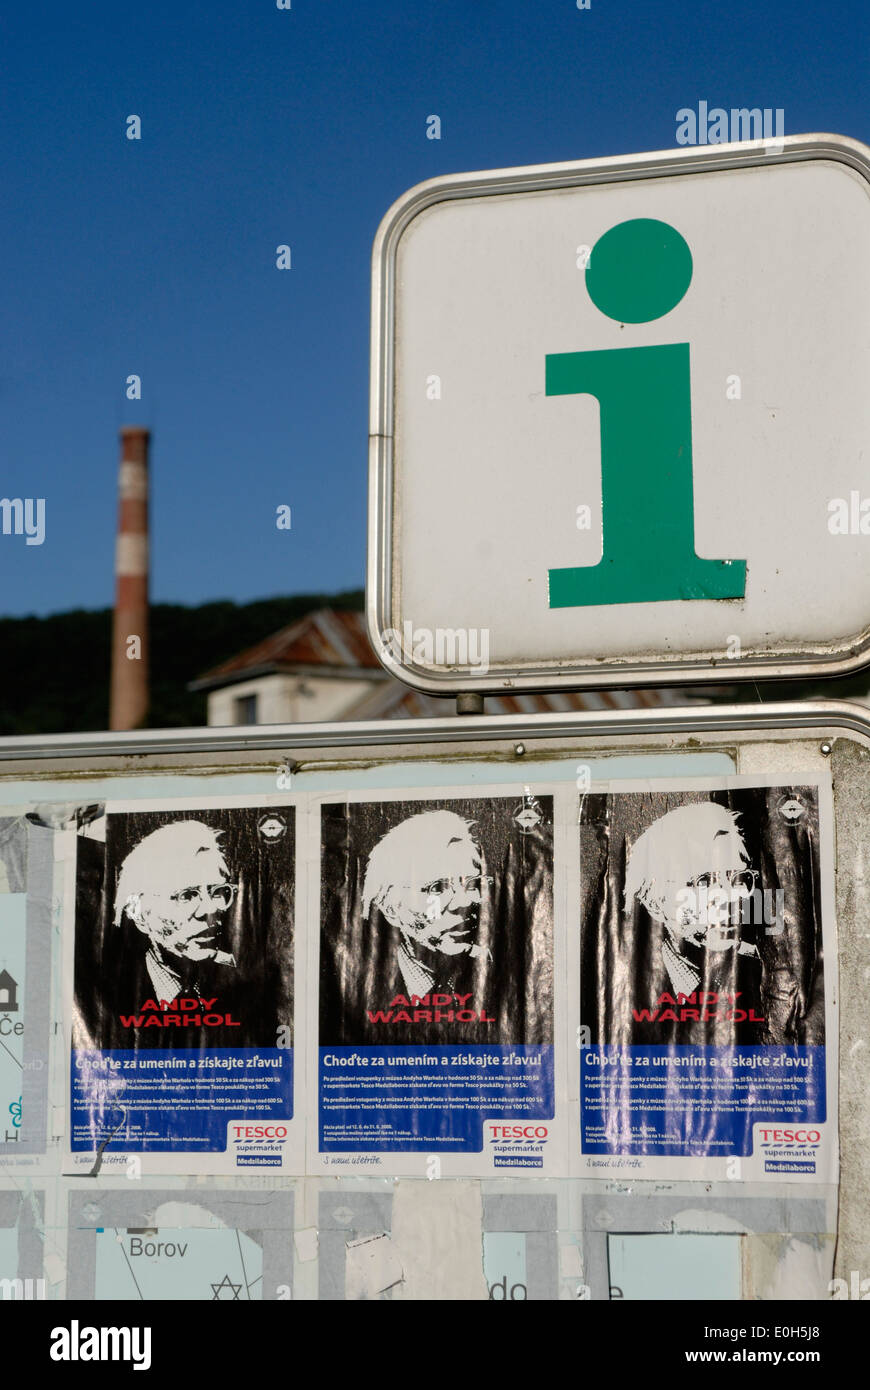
109, 426, 150, 730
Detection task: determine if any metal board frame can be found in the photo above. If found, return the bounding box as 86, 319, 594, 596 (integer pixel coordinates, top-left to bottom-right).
0, 697, 867, 762
368, 132, 870, 694
0, 701, 865, 1297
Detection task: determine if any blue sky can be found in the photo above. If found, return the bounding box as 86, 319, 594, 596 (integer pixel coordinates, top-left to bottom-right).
0, 0, 867, 616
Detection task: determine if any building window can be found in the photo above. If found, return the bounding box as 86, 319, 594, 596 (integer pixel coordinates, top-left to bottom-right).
234, 694, 258, 725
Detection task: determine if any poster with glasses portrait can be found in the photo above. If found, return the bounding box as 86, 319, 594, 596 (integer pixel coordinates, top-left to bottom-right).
576, 778, 837, 1183
68, 797, 298, 1173
316, 790, 556, 1176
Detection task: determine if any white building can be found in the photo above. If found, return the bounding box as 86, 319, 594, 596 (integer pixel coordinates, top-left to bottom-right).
191, 608, 713, 726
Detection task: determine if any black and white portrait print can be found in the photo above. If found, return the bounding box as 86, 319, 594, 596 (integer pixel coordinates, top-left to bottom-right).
580, 786, 826, 1048
73, 805, 294, 1052
319, 795, 554, 1047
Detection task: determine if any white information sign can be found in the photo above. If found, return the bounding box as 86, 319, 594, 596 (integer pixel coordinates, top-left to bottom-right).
368, 135, 870, 691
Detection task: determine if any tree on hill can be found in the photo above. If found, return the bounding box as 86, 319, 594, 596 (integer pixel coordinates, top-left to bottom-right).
0, 589, 364, 734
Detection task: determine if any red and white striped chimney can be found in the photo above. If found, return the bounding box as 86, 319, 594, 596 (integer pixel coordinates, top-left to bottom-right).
109, 426, 150, 731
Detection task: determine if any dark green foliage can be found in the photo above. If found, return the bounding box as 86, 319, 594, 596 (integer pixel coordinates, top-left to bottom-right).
0, 590, 364, 735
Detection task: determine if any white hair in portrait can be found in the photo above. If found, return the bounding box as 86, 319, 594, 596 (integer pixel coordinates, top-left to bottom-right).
623, 802, 749, 923
113, 820, 230, 928
362, 810, 479, 920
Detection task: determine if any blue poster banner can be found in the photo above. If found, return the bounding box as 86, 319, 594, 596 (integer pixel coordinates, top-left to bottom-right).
318, 794, 555, 1164
71, 1047, 292, 1152
578, 782, 836, 1180
319, 1044, 553, 1151
581, 1044, 825, 1159
72, 803, 295, 1159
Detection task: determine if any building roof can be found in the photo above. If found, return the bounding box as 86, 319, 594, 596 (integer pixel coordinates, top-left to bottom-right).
344, 678, 696, 720
193, 608, 721, 717
190, 609, 383, 691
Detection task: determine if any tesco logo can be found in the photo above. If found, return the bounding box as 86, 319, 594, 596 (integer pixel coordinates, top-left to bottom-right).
758, 1128, 821, 1146
490, 1125, 548, 1140
232, 1125, 288, 1141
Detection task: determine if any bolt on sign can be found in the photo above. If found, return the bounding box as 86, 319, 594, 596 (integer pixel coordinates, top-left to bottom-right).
368, 134, 870, 692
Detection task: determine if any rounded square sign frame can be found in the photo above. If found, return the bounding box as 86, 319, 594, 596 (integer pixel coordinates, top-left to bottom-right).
368, 133, 870, 694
